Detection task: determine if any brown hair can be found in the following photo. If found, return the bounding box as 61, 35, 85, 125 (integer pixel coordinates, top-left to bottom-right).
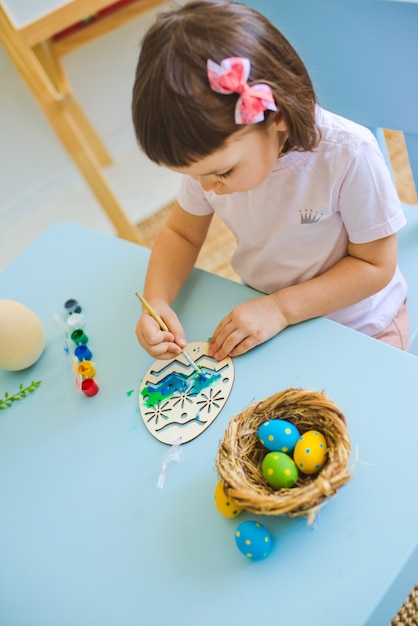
132, 0, 318, 167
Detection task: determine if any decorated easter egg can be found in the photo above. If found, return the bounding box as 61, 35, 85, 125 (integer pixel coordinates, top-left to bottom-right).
214, 480, 243, 518
139, 342, 234, 445
262, 451, 298, 489
293, 430, 328, 475
0, 300, 45, 371
235, 521, 273, 560
258, 419, 300, 453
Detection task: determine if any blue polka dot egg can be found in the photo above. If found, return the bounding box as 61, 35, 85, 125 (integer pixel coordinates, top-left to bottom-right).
293, 430, 328, 475
235, 521, 273, 560
258, 419, 300, 453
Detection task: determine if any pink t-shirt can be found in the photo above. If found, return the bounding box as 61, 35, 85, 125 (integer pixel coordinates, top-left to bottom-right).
177, 106, 407, 336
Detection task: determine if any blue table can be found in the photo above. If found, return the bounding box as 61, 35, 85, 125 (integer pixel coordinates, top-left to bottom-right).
0, 223, 417, 626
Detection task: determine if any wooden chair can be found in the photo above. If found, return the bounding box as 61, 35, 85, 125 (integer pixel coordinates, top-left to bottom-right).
245, 0, 418, 354
0, 0, 165, 245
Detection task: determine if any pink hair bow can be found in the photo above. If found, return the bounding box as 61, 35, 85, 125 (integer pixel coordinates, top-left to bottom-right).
207, 56, 277, 124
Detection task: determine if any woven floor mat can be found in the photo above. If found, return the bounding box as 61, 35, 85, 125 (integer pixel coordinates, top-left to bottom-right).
384, 129, 417, 205
136, 203, 240, 282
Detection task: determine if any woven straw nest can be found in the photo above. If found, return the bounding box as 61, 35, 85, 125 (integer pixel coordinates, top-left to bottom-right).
216, 387, 352, 521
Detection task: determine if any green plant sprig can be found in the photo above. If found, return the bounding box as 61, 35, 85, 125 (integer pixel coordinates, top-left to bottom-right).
0, 381, 42, 410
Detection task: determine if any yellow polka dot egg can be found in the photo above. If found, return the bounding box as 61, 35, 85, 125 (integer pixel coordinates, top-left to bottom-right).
214, 479, 243, 518
258, 419, 300, 453
293, 430, 328, 475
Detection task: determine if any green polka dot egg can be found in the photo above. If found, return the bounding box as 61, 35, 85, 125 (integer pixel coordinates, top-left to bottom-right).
257, 419, 300, 453
262, 451, 298, 489
293, 430, 328, 475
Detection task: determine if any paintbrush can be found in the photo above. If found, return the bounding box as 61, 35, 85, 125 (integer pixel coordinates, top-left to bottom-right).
135, 292, 201, 374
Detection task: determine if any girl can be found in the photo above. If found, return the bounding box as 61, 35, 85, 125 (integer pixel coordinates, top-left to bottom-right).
132, 0, 409, 360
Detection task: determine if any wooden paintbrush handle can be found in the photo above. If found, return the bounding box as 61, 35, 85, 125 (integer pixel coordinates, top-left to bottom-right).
135, 292, 169, 332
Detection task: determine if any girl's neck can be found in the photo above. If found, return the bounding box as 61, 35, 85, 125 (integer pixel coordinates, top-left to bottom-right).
278, 132, 290, 157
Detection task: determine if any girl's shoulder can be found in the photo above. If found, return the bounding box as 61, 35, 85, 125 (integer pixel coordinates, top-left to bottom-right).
315, 106, 375, 150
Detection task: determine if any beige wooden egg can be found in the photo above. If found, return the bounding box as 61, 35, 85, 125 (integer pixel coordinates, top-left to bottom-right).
0, 300, 45, 371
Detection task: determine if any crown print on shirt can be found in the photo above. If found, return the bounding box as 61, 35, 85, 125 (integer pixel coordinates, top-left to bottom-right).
300, 209, 323, 224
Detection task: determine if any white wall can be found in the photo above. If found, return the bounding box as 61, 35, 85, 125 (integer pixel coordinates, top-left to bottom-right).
0, 4, 181, 229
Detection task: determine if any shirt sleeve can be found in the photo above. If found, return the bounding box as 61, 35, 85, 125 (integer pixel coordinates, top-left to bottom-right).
177, 175, 215, 216
339, 136, 406, 244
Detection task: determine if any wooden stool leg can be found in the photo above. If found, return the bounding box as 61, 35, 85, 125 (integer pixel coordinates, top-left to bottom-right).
0, 5, 143, 245
33, 40, 113, 168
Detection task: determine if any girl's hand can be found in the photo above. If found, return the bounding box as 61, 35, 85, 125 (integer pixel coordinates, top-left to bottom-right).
208, 295, 288, 360
135, 300, 187, 360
